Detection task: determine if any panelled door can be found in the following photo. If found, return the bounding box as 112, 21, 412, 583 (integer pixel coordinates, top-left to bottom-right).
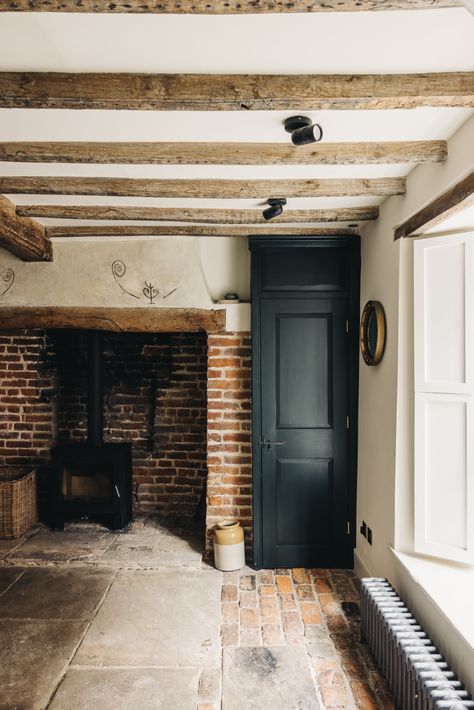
251, 239, 359, 569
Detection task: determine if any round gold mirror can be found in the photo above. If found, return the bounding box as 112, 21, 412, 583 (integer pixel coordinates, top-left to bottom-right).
360, 300, 386, 366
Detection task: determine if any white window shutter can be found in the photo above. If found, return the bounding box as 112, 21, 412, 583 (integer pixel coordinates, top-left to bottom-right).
414, 234, 474, 564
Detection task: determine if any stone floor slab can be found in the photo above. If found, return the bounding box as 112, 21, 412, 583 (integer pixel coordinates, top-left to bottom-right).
222, 646, 320, 710
0, 619, 88, 710
0, 567, 24, 595
49, 668, 201, 710
100, 531, 202, 568
8, 529, 117, 564
0, 536, 30, 560
75, 568, 222, 668
0, 567, 115, 620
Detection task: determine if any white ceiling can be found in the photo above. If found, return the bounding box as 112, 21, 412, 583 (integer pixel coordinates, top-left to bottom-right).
1, 107, 470, 144
0, 7, 473, 232
1, 9, 473, 74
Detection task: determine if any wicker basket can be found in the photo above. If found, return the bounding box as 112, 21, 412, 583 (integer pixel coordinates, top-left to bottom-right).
0, 468, 38, 539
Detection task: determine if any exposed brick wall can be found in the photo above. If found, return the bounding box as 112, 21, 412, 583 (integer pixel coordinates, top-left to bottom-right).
0, 329, 208, 522
206, 332, 252, 560
0, 330, 56, 512
108, 332, 208, 520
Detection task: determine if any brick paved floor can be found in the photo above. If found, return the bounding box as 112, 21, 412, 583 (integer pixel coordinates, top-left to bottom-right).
220, 567, 394, 710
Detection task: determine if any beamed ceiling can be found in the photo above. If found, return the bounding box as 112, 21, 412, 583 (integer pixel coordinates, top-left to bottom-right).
0, 3, 473, 260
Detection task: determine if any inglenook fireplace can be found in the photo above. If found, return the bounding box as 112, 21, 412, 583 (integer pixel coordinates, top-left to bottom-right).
50, 330, 132, 530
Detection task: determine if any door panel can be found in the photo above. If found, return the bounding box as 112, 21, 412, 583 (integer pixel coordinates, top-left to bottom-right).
277, 314, 331, 429
261, 298, 350, 568
276, 458, 333, 546
261, 246, 348, 292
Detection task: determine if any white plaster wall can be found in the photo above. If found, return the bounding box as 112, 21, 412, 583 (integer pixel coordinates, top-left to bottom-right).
358, 113, 474, 574
356, 113, 474, 690
198, 236, 250, 302
0, 234, 252, 330
356, 201, 400, 578
0, 236, 212, 308
0, 235, 252, 302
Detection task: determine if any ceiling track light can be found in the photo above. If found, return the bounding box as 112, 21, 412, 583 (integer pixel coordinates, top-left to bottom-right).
263, 197, 287, 221
284, 115, 323, 146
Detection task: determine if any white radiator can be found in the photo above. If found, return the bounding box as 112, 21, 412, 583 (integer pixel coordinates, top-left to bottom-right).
360, 578, 473, 710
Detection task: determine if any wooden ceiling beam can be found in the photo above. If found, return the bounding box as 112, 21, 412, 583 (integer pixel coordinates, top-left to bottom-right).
47, 225, 360, 238
0, 176, 406, 199
17, 204, 379, 223
0, 0, 464, 12
0, 195, 53, 261
394, 171, 474, 239
1, 72, 472, 110
0, 141, 447, 165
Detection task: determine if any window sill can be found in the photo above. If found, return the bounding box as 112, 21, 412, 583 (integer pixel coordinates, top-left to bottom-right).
391, 547, 474, 652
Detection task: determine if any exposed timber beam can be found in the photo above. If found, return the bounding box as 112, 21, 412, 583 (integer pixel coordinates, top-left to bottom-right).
1, 72, 472, 110
394, 171, 474, 239
17, 205, 379, 224
0, 0, 464, 12
47, 225, 359, 238
0, 141, 447, 166
0, 195, 52, 261
0, 307, 226, 333
0, 176, 406, 199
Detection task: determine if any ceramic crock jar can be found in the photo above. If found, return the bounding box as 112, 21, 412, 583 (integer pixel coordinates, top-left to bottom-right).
213, 518, 245, 571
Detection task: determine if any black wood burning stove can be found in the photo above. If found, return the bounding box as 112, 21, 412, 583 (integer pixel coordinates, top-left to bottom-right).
51, 331, 132, 530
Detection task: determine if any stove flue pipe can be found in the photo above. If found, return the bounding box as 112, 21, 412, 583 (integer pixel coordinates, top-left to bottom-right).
87, 330, 104, 447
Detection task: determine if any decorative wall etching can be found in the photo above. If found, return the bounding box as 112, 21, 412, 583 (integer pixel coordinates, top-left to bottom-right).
111, 260, 140, 300
0, 239, 215, 310
112, 259, 178, 305
143, 281, 160, 304
0, 267, 15, 297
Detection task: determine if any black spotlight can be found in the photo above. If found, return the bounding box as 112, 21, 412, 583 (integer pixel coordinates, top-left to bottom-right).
263, 197, 287, 221
284, 115, 323, 145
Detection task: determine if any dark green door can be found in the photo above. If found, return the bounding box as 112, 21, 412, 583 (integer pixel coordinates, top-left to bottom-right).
251, 238, 359, 569
260, 297, 352, 568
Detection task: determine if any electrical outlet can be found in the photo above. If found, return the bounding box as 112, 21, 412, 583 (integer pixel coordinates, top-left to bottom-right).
360, 521, 367, 538
367, 527, 373, 545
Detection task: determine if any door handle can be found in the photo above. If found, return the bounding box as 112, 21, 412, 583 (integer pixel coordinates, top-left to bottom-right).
258, 437, 287, 451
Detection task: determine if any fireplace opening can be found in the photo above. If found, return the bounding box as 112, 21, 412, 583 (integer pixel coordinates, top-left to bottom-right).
46, 329, 208, 531
50, 331, 132, 530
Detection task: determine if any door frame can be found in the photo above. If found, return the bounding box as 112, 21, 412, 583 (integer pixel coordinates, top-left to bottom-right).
250, 237, 361, 570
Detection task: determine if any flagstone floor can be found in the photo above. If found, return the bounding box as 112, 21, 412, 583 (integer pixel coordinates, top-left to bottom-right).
0, 520, 392, 710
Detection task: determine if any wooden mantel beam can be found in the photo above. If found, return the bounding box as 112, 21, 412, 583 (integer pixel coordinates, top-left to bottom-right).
0, 195, 53, 261
0, 72, 473, 110
0, 141, 447, 166
17, 205, 379, 224
0, 0, 464, 12
0, 176, 406, 199
0, 307, 226, 334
